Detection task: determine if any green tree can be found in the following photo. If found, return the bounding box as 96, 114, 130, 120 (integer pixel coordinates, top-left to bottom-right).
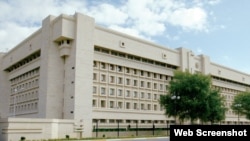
200, 89, 227, 124
160, 70, 226, 124
231, 92, 250, 120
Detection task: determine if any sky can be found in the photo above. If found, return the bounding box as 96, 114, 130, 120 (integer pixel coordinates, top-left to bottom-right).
0, 0, 250, 74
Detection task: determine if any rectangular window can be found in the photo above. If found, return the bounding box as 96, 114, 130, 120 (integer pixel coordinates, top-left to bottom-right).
101, 63, 106, 69
141, 103, 144, 110
134, 80, 138, 86
126, 67, 130, 73
93, 100, 97, 107
101, 87, 106, 95
118, 102, 123, 109
118, 77, 123, 84
101, 100, 106, 108
126, 90, 130, 97
147, 104, 151, 110
134, 103, 138, 110
141, 92, 144, 99
154, 94, 157, 100
101, 74, 106, 82
110, 64, 115, 71
110, 88, 115, 96
117, 66, 123, 72
110, 76, 115, 83
133, 91, 138, 98
118, 89, 123, 96
93, 86, 97, 94
147, 93, 151, 99
154, 105, 157, 111
126, 102, 130, 109
126, 78, 130, 85
147, 82, 151, 88
141, 81, 144, 87
93, 73, 97, 80
154, 83, 157, 89
110, 101, 114, 108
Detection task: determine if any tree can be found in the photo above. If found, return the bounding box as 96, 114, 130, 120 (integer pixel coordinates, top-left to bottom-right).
231, 92, 250, 120
200, 89, 227, 124
160, 70, 226, 124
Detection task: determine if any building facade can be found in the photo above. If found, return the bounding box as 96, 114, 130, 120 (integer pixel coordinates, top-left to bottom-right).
0, 12, 250, 140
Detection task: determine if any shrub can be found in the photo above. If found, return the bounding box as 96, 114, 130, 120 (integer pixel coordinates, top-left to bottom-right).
20, 136, 26, 141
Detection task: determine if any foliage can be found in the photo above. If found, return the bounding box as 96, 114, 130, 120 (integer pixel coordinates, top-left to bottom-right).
231, 91, 250, 120
200, 89, 227, 123
159, 70, 226, 124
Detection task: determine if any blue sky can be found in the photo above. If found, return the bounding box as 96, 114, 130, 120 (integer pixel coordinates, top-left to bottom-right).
0, 0, 249, 73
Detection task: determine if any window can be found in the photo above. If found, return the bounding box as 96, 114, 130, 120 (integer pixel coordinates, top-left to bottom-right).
109, 101, 114, 108
126, 78, 130, 85
126, 90, 130, 97
126, 68, 130, 73
154, 94, 157, 100
141, 92, 144, 99
133, 69, 137, 75
133, 91, 138, 98
160, 84, 163, 90
154, 73, 157, 79
126, 102, 130, 109
133, 80, 138, 86
101, 62, 106, 69
101, 100, 106, 108
147, 72, 151, 77
118, 77, 123, 84
117, 66, 123, 72
147, 82, 151, 88
109, 88, 115, 96
147, 93, 151, 99
101, 87, 106, 95
141, 71, 144, 76
118, 102, 123, 109
93, 100, 97, 107
141, 103, 145, 110
134, 103, 138, 110
154, 105, 157, 111
110, 76, 115, 83
147, 104, 151, 110
93, 73, 97, 80
140, 81, 144, 87
110, 64, 115, 71
93, 86, 97, 94
154, 83, 157, 89
118, 89, 123, 97
101, 74, 106, 82
93, 61, 97, 67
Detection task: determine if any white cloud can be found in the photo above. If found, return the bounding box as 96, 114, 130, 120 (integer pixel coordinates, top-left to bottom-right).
0, 0, 220, 52
168, 7, 208, 32
87, 3, 128, 25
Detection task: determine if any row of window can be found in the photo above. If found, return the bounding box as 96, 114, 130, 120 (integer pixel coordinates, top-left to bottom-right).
93, 74, 167, 90
93, 86, 163, 100
92, 119, 169, 124
6, 51, 41, 73
10, 90, 39, 105
92, 99, 162, 111
94, 46, 178, 70
94, 61, 172, 80
11, 78, 39, 94
9, 101, 38, 115
212, 76, 250, 88
10, 68, 40, 85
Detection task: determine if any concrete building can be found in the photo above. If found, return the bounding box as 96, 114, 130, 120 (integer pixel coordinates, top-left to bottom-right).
0, 12, 250, 140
